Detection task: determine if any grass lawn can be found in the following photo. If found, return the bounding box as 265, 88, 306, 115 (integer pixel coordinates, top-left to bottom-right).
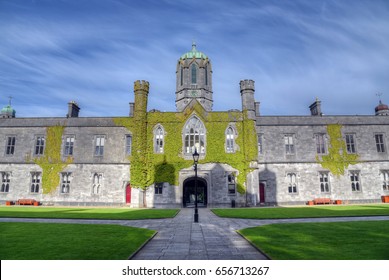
0, 206, 178, 220
212, 204, 389, 219
239, 220, 389, 260
0, 222, 155, 260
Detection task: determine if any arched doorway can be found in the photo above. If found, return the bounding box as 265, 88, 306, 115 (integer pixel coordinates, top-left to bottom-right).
183, 177, 207, 207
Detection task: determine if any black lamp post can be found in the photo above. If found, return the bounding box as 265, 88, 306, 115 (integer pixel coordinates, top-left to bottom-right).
193, 148, 200, 223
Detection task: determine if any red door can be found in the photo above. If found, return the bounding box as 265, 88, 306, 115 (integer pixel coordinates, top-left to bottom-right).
126, 183, 131, 204
259, 183, 265, 203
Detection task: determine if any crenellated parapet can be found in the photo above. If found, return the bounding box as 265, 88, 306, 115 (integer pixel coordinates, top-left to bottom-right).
134, 80, 150, 94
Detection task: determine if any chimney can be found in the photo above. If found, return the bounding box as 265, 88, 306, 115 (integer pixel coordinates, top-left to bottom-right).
67, 101, 80, 118
309, 98, 322, 116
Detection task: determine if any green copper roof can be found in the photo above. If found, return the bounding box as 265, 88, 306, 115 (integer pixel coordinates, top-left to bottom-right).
180, 42, 208, 60
1, 105, 16, 115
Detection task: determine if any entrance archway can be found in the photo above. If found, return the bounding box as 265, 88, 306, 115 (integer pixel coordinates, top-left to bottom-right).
183, 177, 207, 207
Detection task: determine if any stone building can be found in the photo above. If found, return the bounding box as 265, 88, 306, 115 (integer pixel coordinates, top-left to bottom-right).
1, 43, 389, 207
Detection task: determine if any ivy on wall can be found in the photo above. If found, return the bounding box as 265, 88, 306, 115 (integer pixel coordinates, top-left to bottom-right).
113, 101, 258, 194
316, 124, 359, 176
32, 124, 73, 194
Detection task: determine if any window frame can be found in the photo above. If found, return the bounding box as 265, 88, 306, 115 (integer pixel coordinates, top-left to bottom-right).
375, 134, 386, 153
257, 134, 264, 155
225, 127, 235, 153
183, 116, 206, 155
94, 135, 105, 157
286, 172, 298, 194
34, 135, 45, 156
92, 173, 102, 195
284, 134, 295, 155
154, 183, 163, 195
345, 133, 356, 154
227, 173, 236, 195
5, 136, 16, 156
30, 172, 41, 194
319, 172, 330, 193
125, 135, 132, 156
350, 170, 361, 192
315, 134, 327, 155
380, 170, 389, 192
60, 172, 71, 194
154, 126, 164, 154
0, 172, 10, 193
63, 135, 75, 156
191, 63, 197, 85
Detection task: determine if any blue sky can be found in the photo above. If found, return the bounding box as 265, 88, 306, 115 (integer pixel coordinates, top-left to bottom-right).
1, 0, 388, 117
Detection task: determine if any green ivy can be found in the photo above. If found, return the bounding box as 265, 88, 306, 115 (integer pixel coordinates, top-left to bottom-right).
33, 124, 73, 194
316, 124, 359, 176
113, 102, 258, 194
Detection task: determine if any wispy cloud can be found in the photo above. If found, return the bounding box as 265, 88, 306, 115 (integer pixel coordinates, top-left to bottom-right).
0, 0, 388, 117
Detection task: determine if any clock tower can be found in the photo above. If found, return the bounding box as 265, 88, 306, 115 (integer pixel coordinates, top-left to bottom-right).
175, 42, 213, 112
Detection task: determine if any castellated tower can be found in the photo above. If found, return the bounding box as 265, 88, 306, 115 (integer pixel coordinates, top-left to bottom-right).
240, 79, 256, 119
134, 80, 149, 117
175, 43, 213, 112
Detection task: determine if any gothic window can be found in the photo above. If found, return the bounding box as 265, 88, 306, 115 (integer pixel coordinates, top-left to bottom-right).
381, 170, 389, 191
227, 173, 236, 194
94, 136, 105, 156
375, 134, 386, 153
345, 134, 356, 154
154, 126, 164, 153
350, 171, 361, 192
257, 134, 264, 155
5, 136, 16, 156
191, 64, 197, 84
184, 116, 205, 155
154, 183, 163, 195
125, 135, 132, 156
30, 172, 41, 193
226, 127, 235, 153
284, 134, 295, 155
319, 172, 330, 193
205, 65, 208, 85
92, 173, 102, 195
34, 136, 45, 156
64, 136, 75, 156
0, 172, 10, 193
287, 173, 298, 194
61, 172, 71, 194
315, 134, 326, 154
180, 66, 183, 86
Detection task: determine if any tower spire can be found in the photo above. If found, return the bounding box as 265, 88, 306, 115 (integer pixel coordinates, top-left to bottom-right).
192, 40, 196, 51
8, 96, 12, 106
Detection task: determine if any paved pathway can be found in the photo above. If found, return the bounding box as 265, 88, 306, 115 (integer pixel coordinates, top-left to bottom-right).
2, 208, 389, 260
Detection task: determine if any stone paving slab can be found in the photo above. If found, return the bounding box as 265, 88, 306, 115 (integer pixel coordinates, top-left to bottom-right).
1, 209, 389, 260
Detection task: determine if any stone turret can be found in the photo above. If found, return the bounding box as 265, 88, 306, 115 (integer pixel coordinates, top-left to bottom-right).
134, 80, 149, 116
240, 79, 256, 119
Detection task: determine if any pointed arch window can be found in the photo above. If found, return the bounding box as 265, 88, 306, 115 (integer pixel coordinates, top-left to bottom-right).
92, 173, 102, 195
205, 65, 208, 85
180, 66, 183, 86
154, 125, 164, 153
184, 116, 205, 155
226, 127, 235, 153
191, 64, 197, 84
